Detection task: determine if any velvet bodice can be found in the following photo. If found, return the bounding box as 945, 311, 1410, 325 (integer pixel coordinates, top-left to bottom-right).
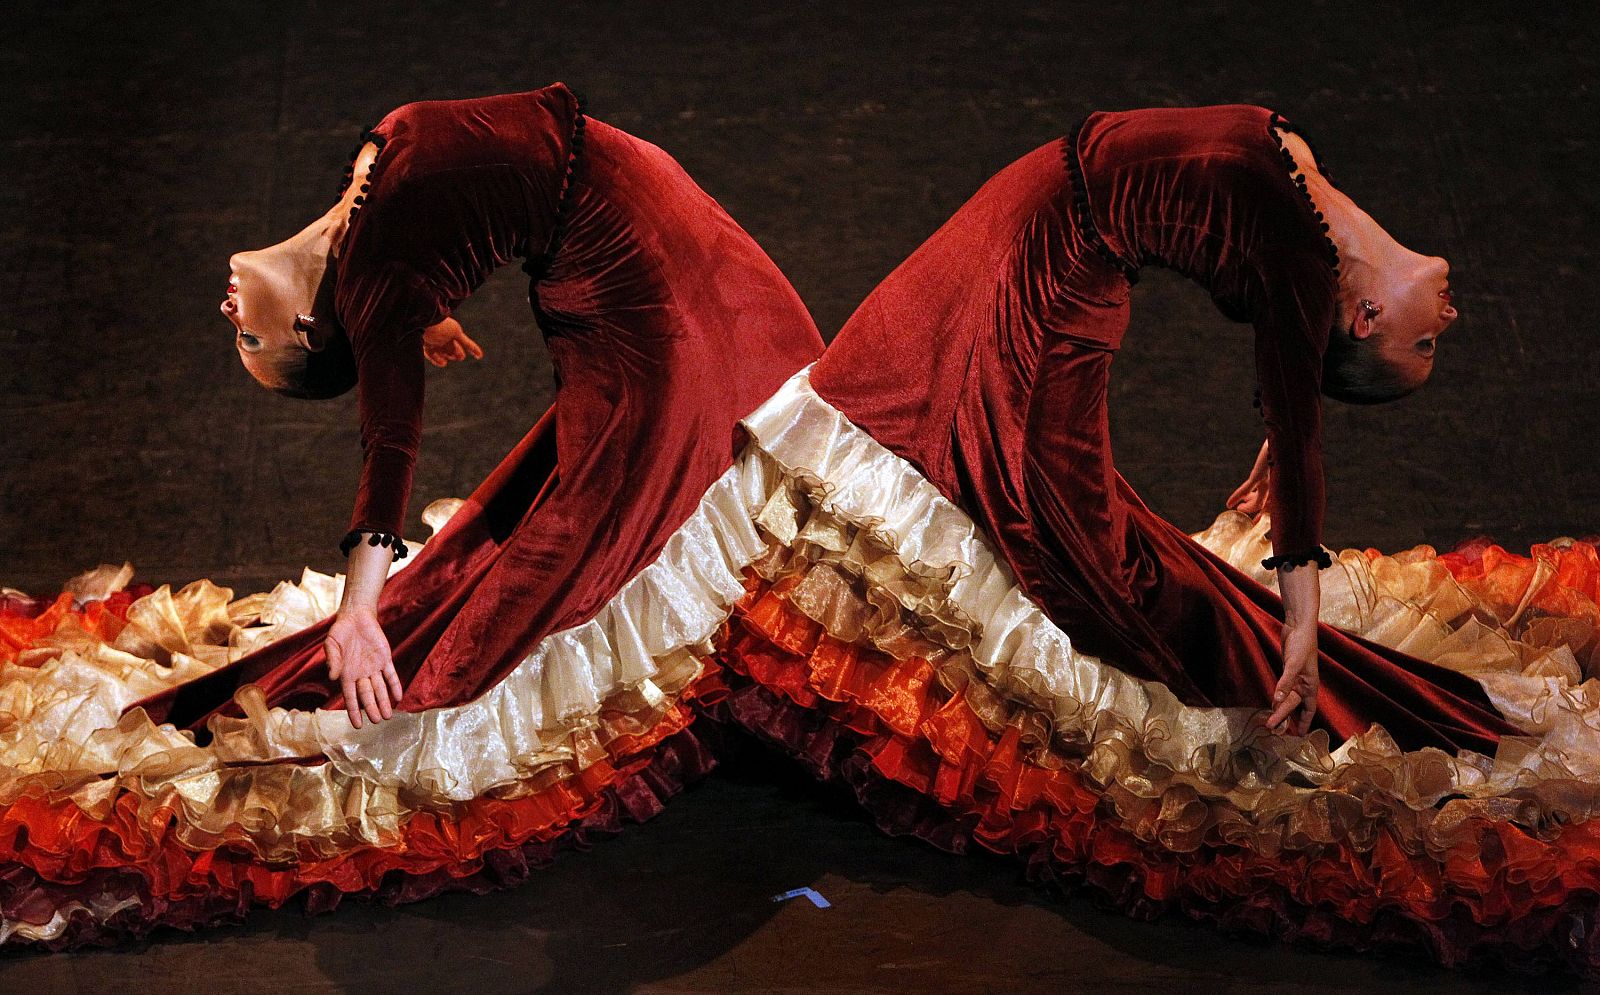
333, 84, 579, 539
814, 103, 1338, 567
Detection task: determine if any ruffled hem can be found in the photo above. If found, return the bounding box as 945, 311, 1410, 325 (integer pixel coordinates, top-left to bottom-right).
1, 721, 715, 949
737, 371, 1600, 825
0, 456, 774, 862
707, 569, 1600, 975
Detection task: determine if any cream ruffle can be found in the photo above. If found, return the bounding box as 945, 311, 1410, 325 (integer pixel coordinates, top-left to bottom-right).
738, 369, 1600, 836
231, 459, 778, 799
0, 459, 776, 854
9, 364, 1599, 861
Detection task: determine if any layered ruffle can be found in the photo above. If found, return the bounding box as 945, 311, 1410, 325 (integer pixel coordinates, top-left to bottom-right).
705, 579, 1600, 971
0, 481, 751, 946
2, 720, 715, 947
724, 369, 1600, 971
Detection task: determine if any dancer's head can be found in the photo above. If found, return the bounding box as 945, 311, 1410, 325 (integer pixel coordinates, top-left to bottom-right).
222, 224, 356, 399
1321, 246, 1457, 405
1273, 125, 1459, 405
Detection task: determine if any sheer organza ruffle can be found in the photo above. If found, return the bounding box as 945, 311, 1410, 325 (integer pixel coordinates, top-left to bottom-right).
709, 565, 1600, 972
7, 367, 1599, 962
0, 488, 742, 947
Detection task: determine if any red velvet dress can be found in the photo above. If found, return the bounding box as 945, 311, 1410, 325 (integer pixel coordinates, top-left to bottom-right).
810, 105, 1515, 754
144, 84, 824, 727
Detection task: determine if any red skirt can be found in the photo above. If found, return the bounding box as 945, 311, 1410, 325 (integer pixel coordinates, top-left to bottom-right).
4, 370, 1598, 969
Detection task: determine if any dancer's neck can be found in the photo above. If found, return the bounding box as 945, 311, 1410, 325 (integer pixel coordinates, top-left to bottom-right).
1274, 127, 1403, 326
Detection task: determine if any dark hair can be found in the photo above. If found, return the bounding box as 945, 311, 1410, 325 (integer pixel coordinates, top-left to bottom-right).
1320, 327, 1416, 405
269, 324, 357, 399
268, 264, 356, 399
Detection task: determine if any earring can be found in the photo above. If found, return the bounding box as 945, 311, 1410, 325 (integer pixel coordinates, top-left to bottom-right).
294, 313, 325, 352
1358, 299, 1382, 320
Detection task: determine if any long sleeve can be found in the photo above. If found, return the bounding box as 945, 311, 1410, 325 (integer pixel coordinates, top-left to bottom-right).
1249, 253, 1335, 563
339, 261, 437, 539
350, 329, 426, 536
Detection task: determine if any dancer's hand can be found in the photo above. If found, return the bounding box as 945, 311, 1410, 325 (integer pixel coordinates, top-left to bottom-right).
422, 316, 484, 368
1266, 565, 1320, 736
1267, 619, 1319, 735
1227, 439, 1273, 517
326, 607, 404, 729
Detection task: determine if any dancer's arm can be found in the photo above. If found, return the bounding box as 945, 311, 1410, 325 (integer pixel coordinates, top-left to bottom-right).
1266, 564, 1320, 735
328, 541, 403, 729
324, 282, 431, 727
1251, 258, 1337, 735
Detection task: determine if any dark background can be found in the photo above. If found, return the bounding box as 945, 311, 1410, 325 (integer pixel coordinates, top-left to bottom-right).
1, 3, 1596, 991
4, 1, 1596, 596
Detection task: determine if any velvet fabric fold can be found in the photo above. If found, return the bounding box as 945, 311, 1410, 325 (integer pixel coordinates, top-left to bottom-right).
806, 106, 1492, 749
141, 86, 823, 728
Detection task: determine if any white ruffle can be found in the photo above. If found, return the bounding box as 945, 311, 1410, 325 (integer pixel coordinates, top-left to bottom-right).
738, 369, 1600, 801
274, 461, 780, 799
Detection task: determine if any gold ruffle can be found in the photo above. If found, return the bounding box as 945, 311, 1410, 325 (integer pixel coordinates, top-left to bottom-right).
737, 369, 1600, 858
2, 464, 777, 856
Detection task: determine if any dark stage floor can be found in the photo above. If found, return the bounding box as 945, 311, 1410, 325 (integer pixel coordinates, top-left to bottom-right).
2, 1, 1598, 992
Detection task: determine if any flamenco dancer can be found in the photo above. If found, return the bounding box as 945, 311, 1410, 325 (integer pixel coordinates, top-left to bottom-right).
6, 97, 1599, 973
0, 83, 822, 946
704, 105, 1600, 971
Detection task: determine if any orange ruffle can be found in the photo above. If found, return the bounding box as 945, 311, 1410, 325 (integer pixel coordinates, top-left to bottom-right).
1434, 539, 1600, 665
0, 592, 142, 667
718, 569, 1600, 971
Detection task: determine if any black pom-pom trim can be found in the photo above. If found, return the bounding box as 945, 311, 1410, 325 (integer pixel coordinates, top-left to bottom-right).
340, 528, 410, 561
1061, 119, 1141, 286
1267, 112, 1342, 283
1261, 548, 1333, 572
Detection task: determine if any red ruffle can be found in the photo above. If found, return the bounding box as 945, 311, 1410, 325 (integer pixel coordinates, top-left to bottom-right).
0, 589, 152, 667
1, 680, 720, 950
706, 571, 1600, 976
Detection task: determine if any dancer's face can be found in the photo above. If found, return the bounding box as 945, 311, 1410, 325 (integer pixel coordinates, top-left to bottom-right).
221, 239, 330, 389
1355, 251, 1458, 391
